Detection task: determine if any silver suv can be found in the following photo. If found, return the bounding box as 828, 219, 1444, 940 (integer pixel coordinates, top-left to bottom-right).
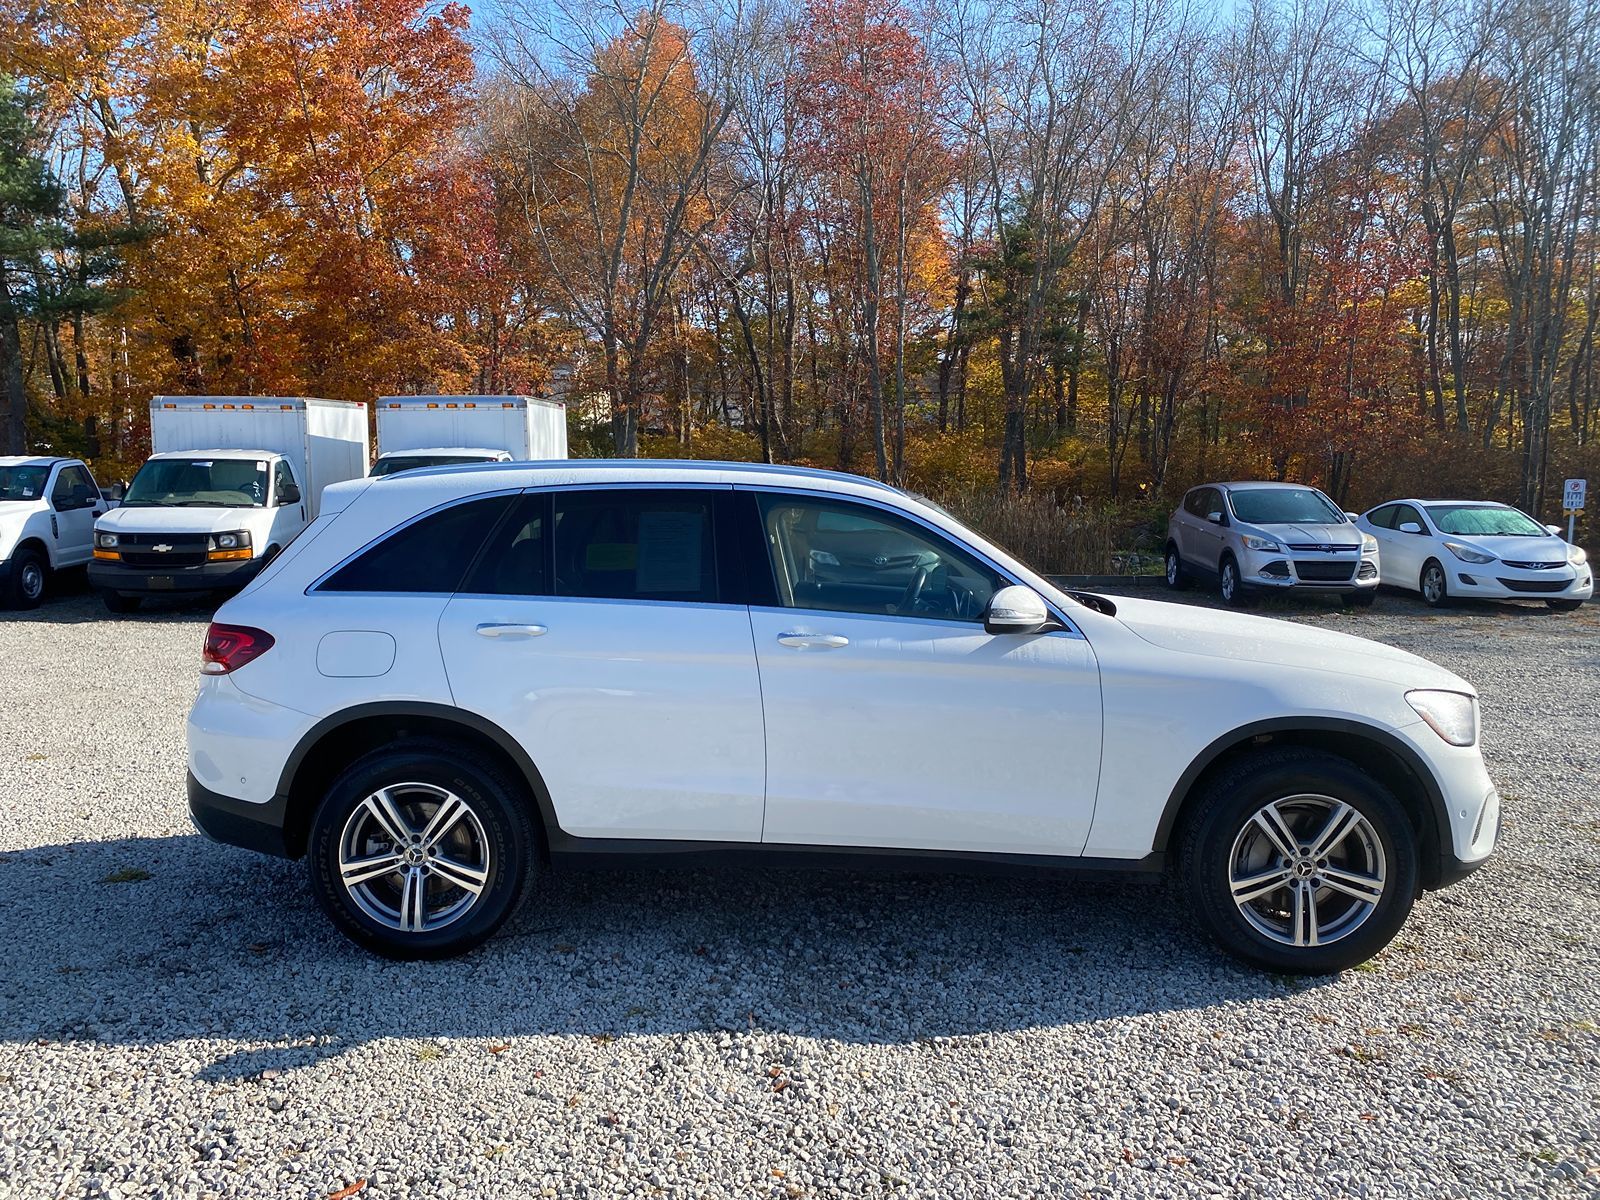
1166, 482, 1380, 607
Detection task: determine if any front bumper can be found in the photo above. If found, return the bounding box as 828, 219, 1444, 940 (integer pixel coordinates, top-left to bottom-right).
1443, 562, 1592, 602
1237, 546, 1379, 592
90, 556, 263, 595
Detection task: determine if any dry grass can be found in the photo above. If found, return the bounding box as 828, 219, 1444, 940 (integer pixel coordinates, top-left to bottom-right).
930, 489, 1122, 576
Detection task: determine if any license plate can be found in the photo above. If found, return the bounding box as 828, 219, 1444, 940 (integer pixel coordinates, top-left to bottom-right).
148, 576, 174, 590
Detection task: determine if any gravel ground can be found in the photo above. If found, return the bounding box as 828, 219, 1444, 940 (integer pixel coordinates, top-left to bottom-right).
1, 578, 1597, 1200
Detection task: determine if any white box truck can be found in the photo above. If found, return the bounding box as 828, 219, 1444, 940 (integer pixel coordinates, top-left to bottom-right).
90, 396, 368, 612
371, 395, 567, 477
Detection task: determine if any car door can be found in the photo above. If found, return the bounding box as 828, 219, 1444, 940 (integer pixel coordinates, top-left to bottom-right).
1385, 503, 1432, 588
48, 463, 102, 567
1192, 487, 1228, 571
437, 486, 767, 843
744, 489, 1103, 857
1360, 505, 1403, 585
267, 459, 306, 550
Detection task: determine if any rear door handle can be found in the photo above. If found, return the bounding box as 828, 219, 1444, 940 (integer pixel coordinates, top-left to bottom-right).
476, 622, 548, 639
776, 632, 849, 650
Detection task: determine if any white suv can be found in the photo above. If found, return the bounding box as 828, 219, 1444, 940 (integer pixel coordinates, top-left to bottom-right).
187, 462, 1499, 971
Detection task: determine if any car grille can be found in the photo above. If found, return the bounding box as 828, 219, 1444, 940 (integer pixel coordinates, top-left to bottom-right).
1502, 560, 1564, 570
1497, 577, 1569, 593
1294, 561, 1357, 582
1287, 543, 1360, 553
117, 533, 209, 570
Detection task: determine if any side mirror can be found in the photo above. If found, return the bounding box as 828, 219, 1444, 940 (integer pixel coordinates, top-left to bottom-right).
1206, 511, 1224, 524
1545, 524, 1563, 537
1344, 512, 1359, 522
277, 482, 302, 505
1398, 521, 1422, 534
984, 585, 1052, 636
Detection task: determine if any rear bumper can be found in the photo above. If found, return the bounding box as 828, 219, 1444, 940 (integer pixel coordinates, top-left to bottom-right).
90, 556, 262, 594
188, 772, 295, 858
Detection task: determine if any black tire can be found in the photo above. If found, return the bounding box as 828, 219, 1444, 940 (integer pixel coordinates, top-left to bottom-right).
1547, 598, 1583, 612
1178, 748, 1418, 974
101, 590, 142, 614
1342, 590, 1377, 608
1164, 544, 1191, 591
1218, 554, 1253, 607
307, 739, 538, 959
1419, 559, 1449, 608
6, 547, 47, 609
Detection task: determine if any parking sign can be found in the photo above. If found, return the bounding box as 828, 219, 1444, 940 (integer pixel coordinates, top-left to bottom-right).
1564, 478, 1587, 512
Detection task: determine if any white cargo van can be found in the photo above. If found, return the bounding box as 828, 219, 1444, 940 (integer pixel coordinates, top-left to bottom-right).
371, 395, 566, 477
90, 396, 368, 612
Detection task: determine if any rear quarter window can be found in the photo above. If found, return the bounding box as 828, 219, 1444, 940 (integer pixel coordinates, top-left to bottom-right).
318, 495, 518, 593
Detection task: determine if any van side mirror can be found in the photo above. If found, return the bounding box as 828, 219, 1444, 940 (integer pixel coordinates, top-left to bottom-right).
984, 585, 1052, 635
277, 482, 302, 505
1398, 521, 1422, 534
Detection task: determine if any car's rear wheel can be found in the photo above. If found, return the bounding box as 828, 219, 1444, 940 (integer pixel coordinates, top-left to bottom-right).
1179, 748, 1418, 974
1420, 559, 1449, 607
7, 548, 47, 609
1219, 555, 1252, 607
1547, 598, 1583, 612
1165, 544, 1190, 591
307, 740, 537, 959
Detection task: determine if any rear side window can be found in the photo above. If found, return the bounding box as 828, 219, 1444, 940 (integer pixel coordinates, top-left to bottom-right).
554, 490, 719, 603
319, 495, 516, 593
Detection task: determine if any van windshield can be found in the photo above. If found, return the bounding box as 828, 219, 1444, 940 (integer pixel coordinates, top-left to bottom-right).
123, 458, 269, 508
370, 454, 498, 478
1228, 487, 1344, 525
0, 465, 50, 501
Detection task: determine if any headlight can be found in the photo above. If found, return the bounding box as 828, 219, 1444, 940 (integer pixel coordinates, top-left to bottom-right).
1570, 545, 1588, 567
1406, 690, 1477, 746
95, 531, 119, 549
1361, 533, 1379, 555
208, 531, 252, 551
1242, 535, 1281, 552
1443, 541, 1495, 564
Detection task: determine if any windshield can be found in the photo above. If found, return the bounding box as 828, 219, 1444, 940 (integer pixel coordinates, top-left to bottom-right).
1228, 487, 1344, 525
0, 465, 49, 502
370, 454, 498, 478
1426, 503, 1546, 537
123, 458, 268, 508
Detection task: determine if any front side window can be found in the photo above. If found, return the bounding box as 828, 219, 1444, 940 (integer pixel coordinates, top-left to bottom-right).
123, 458, 269, 508
1395, 504, 1426, 531
758, 494, 1003, 623
1426, 503, 1545, 538
273, 460, 297, 503
51, 465, 97, 508
1227, 487, 1343, 525
320, 495, 517, 593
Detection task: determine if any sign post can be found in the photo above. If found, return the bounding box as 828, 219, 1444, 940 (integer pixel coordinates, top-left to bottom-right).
1563, 478, 1587, 544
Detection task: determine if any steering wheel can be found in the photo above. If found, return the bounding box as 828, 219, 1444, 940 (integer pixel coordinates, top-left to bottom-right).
897, 564, 931, 614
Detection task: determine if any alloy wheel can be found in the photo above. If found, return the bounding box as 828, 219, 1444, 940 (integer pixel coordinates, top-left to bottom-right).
1227, 794, 1387, 948
1422, 564, 1445, 605
1221, 561, 1237, 602
337, 783, 492, 933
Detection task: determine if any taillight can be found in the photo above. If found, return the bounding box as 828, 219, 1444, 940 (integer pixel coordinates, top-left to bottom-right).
202, 623, 275, 675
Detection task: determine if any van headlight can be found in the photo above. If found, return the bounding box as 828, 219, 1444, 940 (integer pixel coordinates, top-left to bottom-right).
1406, 690, 1477, 746
95, 531, 119, 549
207, 531, 253, 560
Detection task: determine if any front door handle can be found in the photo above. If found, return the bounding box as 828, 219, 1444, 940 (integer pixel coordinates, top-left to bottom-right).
776, 632, 849, 650
476, 622, 548, 639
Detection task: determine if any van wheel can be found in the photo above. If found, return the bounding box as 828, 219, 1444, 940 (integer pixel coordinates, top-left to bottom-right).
102, 590, 142, 614
307, 740, 537, 959
1164, 544, 1191, 590
1179, 748, 1418, 974
7, 548, 47, 608
1420, 559, 1449, 607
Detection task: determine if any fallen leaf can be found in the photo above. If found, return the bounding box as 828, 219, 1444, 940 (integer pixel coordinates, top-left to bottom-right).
248, 944, 271, 955
1168, 1156, 1190, 1166
328, 1181, 366, 1200
772, 1079, 790, 1093
1121, 1148, 1135, 1164
488, 1044, 510, 1055
1359, 1113, 1378, 1121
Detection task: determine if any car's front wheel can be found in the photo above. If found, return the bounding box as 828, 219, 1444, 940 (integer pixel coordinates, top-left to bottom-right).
1179, 748, 1418, 974
7, 547, 47, 609
1420, 559, 1449, 607
307, 740, 538, 959
1219, 555, 1252, 607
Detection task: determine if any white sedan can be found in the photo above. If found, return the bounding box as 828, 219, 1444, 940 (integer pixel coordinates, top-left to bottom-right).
1357, 499, 1591, 610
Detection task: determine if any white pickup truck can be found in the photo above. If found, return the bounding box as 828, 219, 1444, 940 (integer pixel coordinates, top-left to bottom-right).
0, 456, 110, 608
